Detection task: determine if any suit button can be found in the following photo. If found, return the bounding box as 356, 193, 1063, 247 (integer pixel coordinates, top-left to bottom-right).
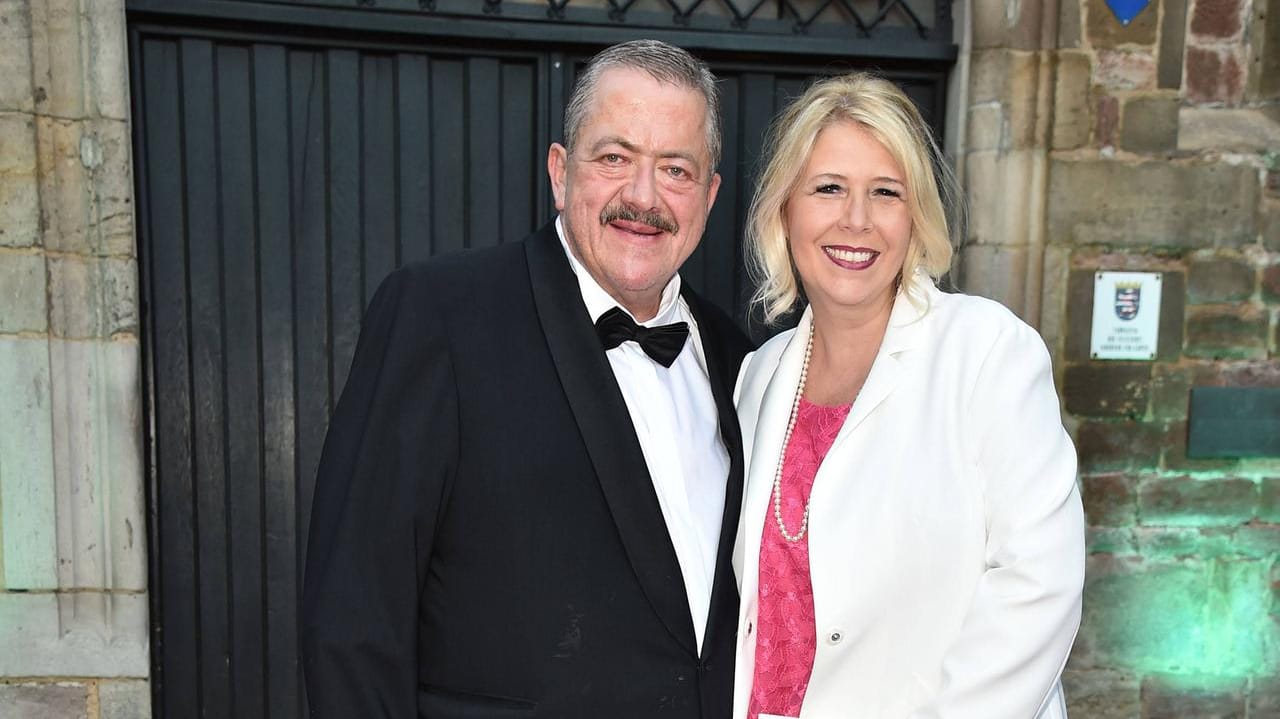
747, 621, 753, 636
826, 629, 843, 645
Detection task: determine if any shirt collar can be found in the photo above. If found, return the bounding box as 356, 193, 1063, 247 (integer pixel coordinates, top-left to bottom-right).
555, 215, 684, 327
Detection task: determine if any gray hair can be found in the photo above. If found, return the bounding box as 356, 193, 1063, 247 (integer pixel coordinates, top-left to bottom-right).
563, 39, 722, 172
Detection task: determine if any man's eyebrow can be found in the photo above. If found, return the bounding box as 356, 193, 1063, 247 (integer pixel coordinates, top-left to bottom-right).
587, 137, 702, 169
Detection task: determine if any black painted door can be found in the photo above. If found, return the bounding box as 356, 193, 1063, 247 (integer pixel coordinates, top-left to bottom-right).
129, 4, 953, 717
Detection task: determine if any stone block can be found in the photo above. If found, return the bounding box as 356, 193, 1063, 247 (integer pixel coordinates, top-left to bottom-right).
0, 112, 37, 176
1120, 94, 1179, 154
1047, 160, 1258, 249
37, 117, 135, 256
50, 339, 146, 591
1141, 673, 1247, 718
1064, 269, 1184, 362
1083, 474, 1139, 525
1199, 359, 1280, 386
0, 591, 149, 677
1251, 676, 1280, 718
1053, 51, 1092, 150
966, 103, 1003, 152
1178, 108, 1280, 152
1076, 419, 1165, 472
1095, 94, 1120, 147
1088, 526, 1137, 554
0, 683, 88, 718
972, 0, 1047, 50
1267, 205, 1280, 251
1185, 306, 1268, 359
0, 250, 48, 333
1086, 0, 1159, 47
0, 0, 34, 113
1163, 420, 1243, 473
1138, 476, 1258, 526
0, 336, 58, 590
1263, 265, 1280, 303
0, 171, 41, 248
1261, 478, 1280, 523
1039, 243, 1071, 354
1231, 525, 1280, 559
30, 0, 87, 120
47, 255, 138, 339
1094, 50, 1157, 91
1185, 45, 1245, 105
1189, 0, 1245, 39
99, 679, 152, 719
1188, 257, 1255, 304
956, 243, 1030, 321
1059, 0, 1082, 48
1080, 555, 1273, 675
969, 50, 1040, 151
86, 0, 129, 121
1133, 526, 1239, 561
1158, 0, 1190, 89
1062, 668, 1140, 719
1064, 363, 1152, 418
1149, 365, 1191, 420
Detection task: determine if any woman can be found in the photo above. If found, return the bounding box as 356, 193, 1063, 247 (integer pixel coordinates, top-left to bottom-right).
732, 73, 1085, 719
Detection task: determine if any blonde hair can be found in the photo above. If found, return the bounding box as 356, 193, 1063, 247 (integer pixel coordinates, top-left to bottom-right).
747, 72, 960, 324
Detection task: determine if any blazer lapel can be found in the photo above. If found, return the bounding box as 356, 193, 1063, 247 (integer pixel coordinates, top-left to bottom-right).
525, 224, 697, 656
680, 289, 746, 660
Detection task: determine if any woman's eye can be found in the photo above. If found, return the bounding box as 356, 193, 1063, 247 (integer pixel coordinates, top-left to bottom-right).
874, 187, 902, 198
816, 184, 842, 194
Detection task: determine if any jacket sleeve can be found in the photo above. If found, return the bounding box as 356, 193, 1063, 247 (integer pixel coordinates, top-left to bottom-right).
302, 266, 458, 718
912, 319, 1085, 719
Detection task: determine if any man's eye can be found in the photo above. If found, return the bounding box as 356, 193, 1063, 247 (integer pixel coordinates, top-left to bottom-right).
602, 153, 624, 164
666, 166, 688, 178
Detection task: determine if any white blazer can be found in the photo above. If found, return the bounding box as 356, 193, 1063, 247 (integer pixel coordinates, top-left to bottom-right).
732, 281, 1085, 719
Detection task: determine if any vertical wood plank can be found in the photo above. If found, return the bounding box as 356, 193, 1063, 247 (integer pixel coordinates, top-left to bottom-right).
326, 49, 362, 402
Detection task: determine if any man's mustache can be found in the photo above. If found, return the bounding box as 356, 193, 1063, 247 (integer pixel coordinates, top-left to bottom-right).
599, 204, 679, 235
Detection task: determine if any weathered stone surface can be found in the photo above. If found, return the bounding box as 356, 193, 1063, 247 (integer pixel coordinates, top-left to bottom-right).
965, 149, 1046, 252
1188, 257, 1255, 304
966, 103, 1003, 152
972, 0, 1047, 50
1076, 420, 1165, 472
1231, 525, 1280, 559
1064, 363, 1152, 418
1250, 675, 1280, 718
1138, 476, 1258, 526
0, 592, 149, 677
1120, 94, 1179, 153
0, 112, 38, 176
1163, 420, 1243, 473
1178, 107, 1280, 151
0, 0, 34, 113
1141, 673, 1247, 718
957, 243, 1030, 321
1088, 526, 1137, 554
1158, 0, 1190, 89
1047, 160, 1258, 249
0, 336, 58, 590
1094, 50, 1157, 91
1149, 365, 1191, 420
1185, 45, 1245, 105
1267, 204, 1280, 251
1062, 668, 1140, 719
969, 49, 1039, 150
0, 250, 48, 333
1261, 478, 1280, 523
1133, 526, 1240, 561
99, 679, 152, 719
36, 117, 135, 256
30, 0, 87, 120
47, 255, 138, 339
1260, 267, 1280, 308
1059, 0, 1082, 48
1189, 0, 1245, 39
1185, 306, 1268, 359
50, 339, 147, 591
1053, 51, 1092, 150
0, 169, 41, 248
1083, 474, 1139, 526
1096, 94, 1120, 147
86, 0, 130, 122
1086, 0, 1159, 47
0, 683, 88, 718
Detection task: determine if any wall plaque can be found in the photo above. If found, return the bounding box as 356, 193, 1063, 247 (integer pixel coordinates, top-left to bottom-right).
1090, 271, 1162, 360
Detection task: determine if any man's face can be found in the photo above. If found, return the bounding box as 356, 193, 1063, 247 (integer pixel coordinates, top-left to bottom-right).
548, 67, 721, 321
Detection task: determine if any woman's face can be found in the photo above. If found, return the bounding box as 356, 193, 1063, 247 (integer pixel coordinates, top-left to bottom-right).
784, 121, 913, 321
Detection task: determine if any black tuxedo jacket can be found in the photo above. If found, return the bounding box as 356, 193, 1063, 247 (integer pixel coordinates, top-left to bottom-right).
302, 222, 753, 718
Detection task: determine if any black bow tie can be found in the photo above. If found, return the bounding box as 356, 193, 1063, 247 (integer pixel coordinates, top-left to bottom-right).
594, 307, 689, 368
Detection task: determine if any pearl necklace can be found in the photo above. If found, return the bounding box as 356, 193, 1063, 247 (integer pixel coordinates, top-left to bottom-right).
772, 321, 815, 543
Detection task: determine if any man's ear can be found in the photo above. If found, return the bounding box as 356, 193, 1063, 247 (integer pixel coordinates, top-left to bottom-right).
705, 172, 722, 215
548, 143, 569, 211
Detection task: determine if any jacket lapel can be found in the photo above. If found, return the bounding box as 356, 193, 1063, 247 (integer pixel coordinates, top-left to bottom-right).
525, 224, 697, 656
680, 288, 746, 660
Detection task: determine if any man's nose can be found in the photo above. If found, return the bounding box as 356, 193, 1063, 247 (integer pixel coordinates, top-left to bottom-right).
620, 160, 659, 209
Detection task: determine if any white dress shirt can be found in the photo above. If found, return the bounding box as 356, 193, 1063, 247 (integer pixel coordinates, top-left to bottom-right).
556, 217, 730, 653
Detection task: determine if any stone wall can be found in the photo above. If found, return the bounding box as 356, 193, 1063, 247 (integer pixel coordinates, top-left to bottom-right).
962, 0, 1279, 714
0, 0, 149, 716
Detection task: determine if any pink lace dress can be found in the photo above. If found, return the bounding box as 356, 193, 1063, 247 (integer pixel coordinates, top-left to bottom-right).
748, 397, 852, 719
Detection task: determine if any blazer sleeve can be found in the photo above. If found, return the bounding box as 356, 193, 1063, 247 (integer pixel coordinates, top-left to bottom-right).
302, 266, 458, 718
912, 319, 1085, 719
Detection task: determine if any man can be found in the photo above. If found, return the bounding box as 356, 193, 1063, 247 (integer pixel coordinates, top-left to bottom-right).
302, 39, 753, 718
